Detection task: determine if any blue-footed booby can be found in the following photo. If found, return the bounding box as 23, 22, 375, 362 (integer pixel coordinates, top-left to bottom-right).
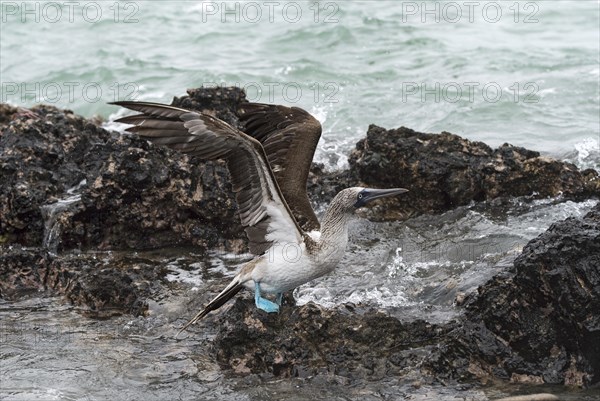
110, 101, 408, 332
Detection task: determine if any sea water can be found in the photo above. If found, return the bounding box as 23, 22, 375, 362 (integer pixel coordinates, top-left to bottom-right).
1, 1, 600, 400
1, 1, 598, 170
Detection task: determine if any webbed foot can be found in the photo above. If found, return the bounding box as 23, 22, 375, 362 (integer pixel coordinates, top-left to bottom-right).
254, 283, 280, 313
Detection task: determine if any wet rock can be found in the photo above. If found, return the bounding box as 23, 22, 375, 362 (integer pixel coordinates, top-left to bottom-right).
0, 101, 245, 252
66, 132, 242, 250
348, 125, 600, 220
0, 91, 250, 313
455, 202, 600, 386
209, 296, 466, 384
2, 88, 599, 388
210, 298, 453, 382
0, 245, 52, 299
210, 203, 600, 387
0, 105, 90, 246
170, 86, 248, 128
0, 245, 159, 316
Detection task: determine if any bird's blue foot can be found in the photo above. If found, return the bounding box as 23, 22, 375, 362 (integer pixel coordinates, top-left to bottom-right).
276, 293, 283, 306
254, 282, 280, 313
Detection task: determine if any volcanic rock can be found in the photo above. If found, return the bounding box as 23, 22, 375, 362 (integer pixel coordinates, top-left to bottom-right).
348, 125, 599, 220
170, 86, 247, 128
210, 203, 600, 386
1, 88, 599, 388
455, 202, 600, 386
0, 103, 244, 252
0, 245, 159, 316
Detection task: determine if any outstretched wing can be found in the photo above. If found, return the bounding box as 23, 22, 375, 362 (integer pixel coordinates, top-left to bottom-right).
238, 103, 322, 232
111, 101, 305, 255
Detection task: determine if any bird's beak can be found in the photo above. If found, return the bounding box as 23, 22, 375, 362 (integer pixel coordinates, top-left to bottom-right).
355, 188, 409, 208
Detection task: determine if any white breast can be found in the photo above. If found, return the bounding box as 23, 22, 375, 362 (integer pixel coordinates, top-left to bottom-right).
249, 239, 345, 294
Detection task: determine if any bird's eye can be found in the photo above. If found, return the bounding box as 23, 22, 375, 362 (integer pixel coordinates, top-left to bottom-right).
358, 194, 363, 199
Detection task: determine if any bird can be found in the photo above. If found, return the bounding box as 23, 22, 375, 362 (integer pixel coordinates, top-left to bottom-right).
110, 100, 408, 333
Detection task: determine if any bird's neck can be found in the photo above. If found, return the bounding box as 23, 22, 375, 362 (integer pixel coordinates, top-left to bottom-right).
319, 203, 352, 248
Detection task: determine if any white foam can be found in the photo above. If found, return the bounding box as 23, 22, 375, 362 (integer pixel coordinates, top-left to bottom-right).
572, 137, 600, 170
67, 179, 87, 194
102, 107, 132, 133
388, 247, 409, 278
294, 253, 446, 309
275, 65, 294, 75
295, 284, 417, 309
164, 265, 204, 286
40, 183, 86, 254
537, 87, 557, 98
346, 287, 415, 308
310, 104, 328, 125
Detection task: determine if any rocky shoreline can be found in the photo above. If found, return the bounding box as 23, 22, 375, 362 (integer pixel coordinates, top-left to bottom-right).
205, 203, 599, 387
1, 88, 598, 388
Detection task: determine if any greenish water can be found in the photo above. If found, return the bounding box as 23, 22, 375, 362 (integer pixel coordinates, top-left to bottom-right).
2, 1, 599, 169
1, 2, 600, 400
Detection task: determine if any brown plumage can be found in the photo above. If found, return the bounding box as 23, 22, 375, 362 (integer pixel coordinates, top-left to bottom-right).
238, 103, 322, 232
112, 101, 305, 255
110, 100, 409, 332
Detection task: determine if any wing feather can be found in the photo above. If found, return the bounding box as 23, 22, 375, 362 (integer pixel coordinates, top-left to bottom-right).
111, 101, 305, 255
238, 103, 322, 232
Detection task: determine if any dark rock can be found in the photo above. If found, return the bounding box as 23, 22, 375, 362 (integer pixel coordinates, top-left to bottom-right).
170, 86, 248, 128
0, 245, 160, 316
0, 89, 251, 312
0, 245, 52, 299
0, 105, 91, 246
210, 203, 600, 387
0, 99, 246, 252
348, 125, 599, 220
455, 202, 600, 386
211, 298, 453, 382
2, 88, 599, 388
66, 132, 242, 250
209, 297, 461, 383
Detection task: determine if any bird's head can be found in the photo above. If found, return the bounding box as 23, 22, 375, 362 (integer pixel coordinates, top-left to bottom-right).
335, 187, 409, 213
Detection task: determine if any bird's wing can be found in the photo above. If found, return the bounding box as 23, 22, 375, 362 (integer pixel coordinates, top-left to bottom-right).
237, 103, 322, 232
112, 101, 305, 255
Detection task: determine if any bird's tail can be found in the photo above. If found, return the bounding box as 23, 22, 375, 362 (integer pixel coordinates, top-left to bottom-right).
176, 277, 245, 337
